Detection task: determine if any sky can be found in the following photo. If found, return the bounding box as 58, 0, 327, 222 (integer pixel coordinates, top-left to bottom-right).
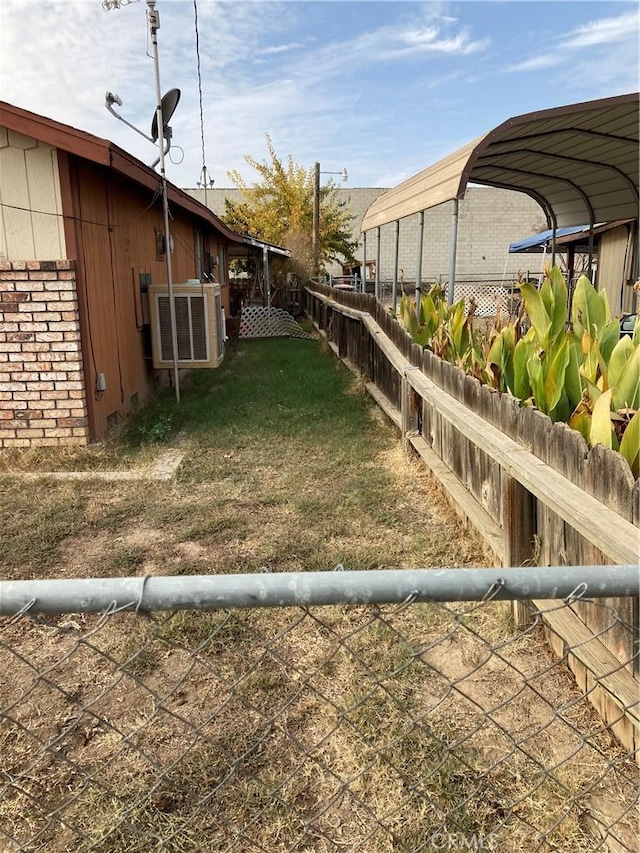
1, 1, 638, 190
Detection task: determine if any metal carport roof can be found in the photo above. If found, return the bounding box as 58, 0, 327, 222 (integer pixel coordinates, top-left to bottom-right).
361, 93, 639, 232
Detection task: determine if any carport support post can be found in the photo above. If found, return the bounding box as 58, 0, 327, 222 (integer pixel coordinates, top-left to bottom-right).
361, 231, 367, 293
392, 219, 400, 313
375, 226, 381, 301
415, 211, 424, 322
262, 246, 270, 308
447, 198, 459, 306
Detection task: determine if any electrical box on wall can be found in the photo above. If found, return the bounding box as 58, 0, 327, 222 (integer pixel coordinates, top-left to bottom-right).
148, 282, 224, 369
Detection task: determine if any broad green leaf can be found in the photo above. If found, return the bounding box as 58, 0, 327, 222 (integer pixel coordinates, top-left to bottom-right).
487, 326, 516, 393
547, 267, 568, 342
513, 338, 534, 400
520, 283, 552, 347
564, 338, 583, 408
598, 288, 612, 325
568, 410, 591, 444
580, 373, 602, 407
539, 277, 554, 329
599, 319, 620, 363
611, 344, 640, 410
543, 339, 571, 416
572, 275, 605, 339
619, 411, 640, 477
527, 357, 547, 414
608, 335, 633, 387
590, 388, 614, 448
550, 392, 572, 424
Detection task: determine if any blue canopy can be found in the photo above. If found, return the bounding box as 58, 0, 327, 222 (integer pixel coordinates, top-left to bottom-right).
509, 225, 592, 253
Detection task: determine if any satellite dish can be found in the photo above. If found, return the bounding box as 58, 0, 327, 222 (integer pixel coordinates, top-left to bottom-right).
151, 88, 181, 142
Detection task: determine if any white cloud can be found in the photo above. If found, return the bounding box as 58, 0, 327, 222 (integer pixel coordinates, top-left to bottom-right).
260, 43, 304, 55
505, 8, 639, 79
560, 9, 639, 48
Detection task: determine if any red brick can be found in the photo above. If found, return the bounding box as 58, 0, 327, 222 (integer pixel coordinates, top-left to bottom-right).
36, 332, 64, 342
41, 390, 71, 400
23, 343, 51, 352
55, 380, 84, 390
13, 391, 41, 401
29, 272, 58, 281
52, 341, 80, 351
15, 409, 42, 420
6, 332, 34, 342
19, 323, 48, 332
26, 261, 42, 270
9, 351, 37, 361
44, 279, 75, 290
2, 292, 29, 303
15, 281, 44, 291
56, 260, 73, 270
0, 271, 28, 280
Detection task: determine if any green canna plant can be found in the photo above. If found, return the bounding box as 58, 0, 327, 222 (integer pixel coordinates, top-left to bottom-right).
397, 267, 639, 474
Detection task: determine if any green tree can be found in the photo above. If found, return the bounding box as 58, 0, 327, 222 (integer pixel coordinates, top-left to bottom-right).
223, 135, 358, 278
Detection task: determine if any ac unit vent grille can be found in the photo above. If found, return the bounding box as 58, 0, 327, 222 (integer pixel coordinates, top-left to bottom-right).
149, 282, 223, 369
157, 294, 209, 362
191, 297, 207, 360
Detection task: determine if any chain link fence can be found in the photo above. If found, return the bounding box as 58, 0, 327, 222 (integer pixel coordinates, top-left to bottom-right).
1, 569, 638, 853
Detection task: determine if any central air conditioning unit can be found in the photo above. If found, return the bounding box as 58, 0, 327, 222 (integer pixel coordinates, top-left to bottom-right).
148, 282, 225, 369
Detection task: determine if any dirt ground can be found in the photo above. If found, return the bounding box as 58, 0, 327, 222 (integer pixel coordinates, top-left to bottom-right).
0, 339, 638, 852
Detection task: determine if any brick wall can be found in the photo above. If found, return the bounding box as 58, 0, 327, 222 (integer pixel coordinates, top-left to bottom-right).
0, 260, 89, 448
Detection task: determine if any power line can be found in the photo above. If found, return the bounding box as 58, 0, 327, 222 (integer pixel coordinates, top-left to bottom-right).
193, 0, 212, 202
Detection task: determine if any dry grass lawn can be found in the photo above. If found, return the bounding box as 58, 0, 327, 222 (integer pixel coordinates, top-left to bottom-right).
0, 336, 637, 853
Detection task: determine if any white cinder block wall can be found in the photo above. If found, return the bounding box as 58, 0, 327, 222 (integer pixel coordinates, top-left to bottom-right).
186, 186, 545, 282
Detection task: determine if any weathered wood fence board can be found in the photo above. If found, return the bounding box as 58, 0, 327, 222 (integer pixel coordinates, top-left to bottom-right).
305, 283, 640, 754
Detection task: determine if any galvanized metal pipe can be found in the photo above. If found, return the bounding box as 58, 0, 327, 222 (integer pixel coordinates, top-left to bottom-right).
392, 220, 400, 313
375, 226, 381, 301
415, 211, 424, 320
1, 567, 637, 615
447, 198, 459, 306
361, 231, 367, 293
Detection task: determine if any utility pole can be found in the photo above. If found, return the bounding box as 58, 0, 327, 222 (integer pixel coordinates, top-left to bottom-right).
313, 162, 320, 277
148, 0, 180, 401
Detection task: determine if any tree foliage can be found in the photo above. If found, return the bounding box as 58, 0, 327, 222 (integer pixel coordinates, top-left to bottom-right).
222, 135, 358, 278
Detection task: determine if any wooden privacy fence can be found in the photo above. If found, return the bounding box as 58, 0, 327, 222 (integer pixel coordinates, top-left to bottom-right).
305, 282, 640, 755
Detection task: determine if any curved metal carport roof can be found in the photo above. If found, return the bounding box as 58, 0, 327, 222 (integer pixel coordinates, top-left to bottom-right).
362, 93, 639, 233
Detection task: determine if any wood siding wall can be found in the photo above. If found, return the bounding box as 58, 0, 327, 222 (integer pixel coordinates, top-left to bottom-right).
64, 156, 228, 441
0, 129, 66, 261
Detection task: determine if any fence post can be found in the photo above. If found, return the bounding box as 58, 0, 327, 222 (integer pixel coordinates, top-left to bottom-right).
501, 472, 537, 628
402, 370, 419, 443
